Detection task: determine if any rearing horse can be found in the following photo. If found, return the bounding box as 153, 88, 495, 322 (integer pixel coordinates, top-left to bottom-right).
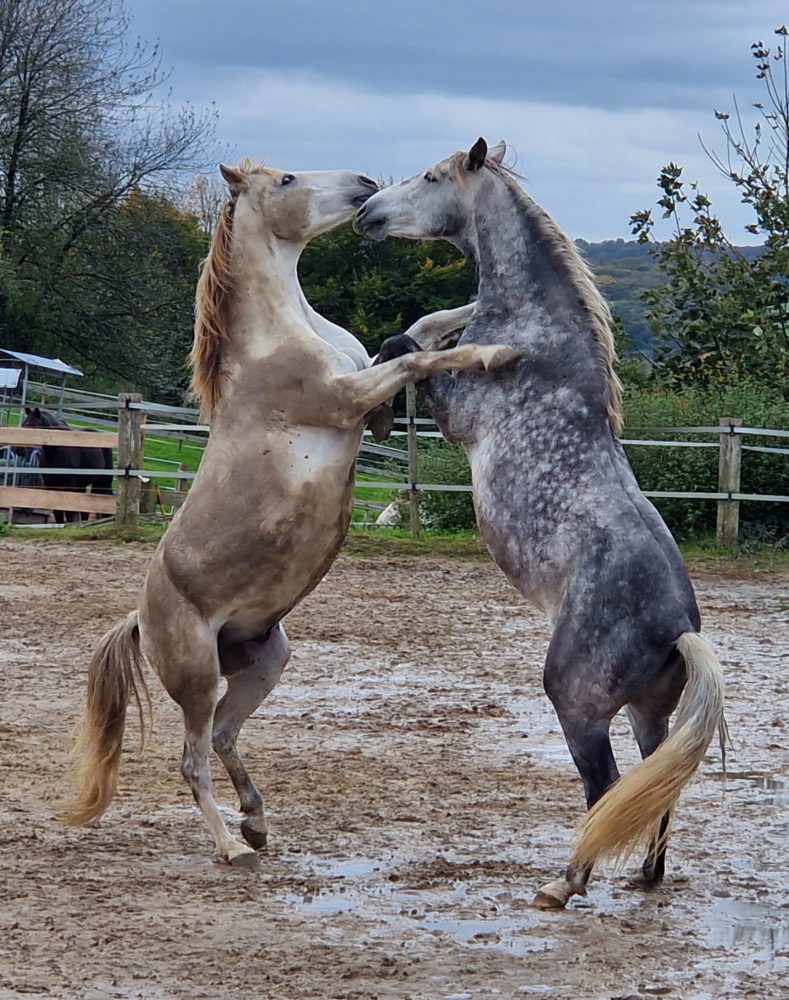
65, 159, 515, 867
356, 139, 726, 908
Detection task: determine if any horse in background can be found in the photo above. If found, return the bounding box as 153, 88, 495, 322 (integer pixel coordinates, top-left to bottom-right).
19, 407, 113, 522
357, 138, 727, 909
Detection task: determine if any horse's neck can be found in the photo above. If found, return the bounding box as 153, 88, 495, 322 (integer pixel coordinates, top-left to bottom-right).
228, 225, 368, 370
227, 231, 304, 354
470, 179, 587, 336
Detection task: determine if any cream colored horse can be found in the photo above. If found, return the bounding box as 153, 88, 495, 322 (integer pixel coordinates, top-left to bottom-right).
65, 160, 514, 868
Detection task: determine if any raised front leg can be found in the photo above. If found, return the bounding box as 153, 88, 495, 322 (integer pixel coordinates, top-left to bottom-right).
334, 343, 518, 428
401, 302, 475, 351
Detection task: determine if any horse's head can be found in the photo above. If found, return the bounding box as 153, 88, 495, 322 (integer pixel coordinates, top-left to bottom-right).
21, 406, 52, 429
219, 160, 379, 244
355, 137, 508, 246
15, 406, 54, 458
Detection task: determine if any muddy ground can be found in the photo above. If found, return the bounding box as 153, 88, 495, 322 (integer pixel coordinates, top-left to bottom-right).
0, 539, 786, 1000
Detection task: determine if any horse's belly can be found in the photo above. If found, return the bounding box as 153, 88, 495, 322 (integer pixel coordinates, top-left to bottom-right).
223, 509, 352, 635
158, 438, 358, 631
466, 440, 569, 622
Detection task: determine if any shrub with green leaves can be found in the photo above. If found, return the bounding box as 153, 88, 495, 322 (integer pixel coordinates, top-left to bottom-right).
415, 382, 788, 544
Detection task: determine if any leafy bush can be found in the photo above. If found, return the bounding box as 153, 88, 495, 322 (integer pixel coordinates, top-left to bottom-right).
415, 382, 788, 544
624, 382, 788, 543
418, 442, 475, 532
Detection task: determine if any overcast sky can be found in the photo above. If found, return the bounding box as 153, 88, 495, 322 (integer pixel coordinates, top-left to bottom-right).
125, 1, 786, 242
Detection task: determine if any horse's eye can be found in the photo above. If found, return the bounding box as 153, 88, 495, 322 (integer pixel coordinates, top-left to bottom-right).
423, 173, 438, 183
281, 174, 295, 186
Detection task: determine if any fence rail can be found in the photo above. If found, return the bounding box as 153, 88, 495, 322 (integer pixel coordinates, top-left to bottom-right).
0, 384, 786, 548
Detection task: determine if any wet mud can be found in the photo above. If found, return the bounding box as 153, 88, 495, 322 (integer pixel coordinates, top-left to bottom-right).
0, 540, 786, 999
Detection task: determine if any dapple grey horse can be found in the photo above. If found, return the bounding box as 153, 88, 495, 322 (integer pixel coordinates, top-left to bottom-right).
357, 138, 727, 909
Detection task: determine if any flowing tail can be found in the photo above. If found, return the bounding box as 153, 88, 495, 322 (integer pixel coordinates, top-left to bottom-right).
63, 611, 149, 826
572, 631, 725, 868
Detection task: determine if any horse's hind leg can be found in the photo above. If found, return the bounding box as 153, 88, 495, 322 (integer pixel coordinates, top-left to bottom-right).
213, 624, 291, 849
144, 614, 260, 870
535, 666, 621, 909
625, 703, 672, 887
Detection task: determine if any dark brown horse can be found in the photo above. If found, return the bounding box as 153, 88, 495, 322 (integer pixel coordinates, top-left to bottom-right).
19, 407, 113, 522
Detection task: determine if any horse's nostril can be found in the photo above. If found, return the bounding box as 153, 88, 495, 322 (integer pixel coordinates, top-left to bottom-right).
358, 174, 378, 189
356, 203, 369, 220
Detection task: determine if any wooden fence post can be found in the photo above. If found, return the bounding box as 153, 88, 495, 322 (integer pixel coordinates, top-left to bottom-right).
716, 417, 742, 551
139, 479, 157, 515
117, 393, 143, 529
406, 383, 420, 540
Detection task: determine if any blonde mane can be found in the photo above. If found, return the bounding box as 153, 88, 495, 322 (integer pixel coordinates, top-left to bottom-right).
189, 160, 267, 420
448, 153, 624, 435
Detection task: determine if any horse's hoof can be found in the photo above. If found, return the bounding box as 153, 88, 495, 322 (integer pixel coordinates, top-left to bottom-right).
229, 850, 261, 872
532, 878, 571, 910
624, 873, 663, 892
532, 889, 568, 910
240, 819, 268, 851
484, 346, 521, 372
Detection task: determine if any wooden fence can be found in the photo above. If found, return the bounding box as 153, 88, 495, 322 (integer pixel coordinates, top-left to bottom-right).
0, 381, 787, 549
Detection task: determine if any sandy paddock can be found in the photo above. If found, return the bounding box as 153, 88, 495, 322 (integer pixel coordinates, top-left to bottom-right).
0, 539, 786, 999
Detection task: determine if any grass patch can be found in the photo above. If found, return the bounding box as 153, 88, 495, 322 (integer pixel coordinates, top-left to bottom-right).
2, 521, 166, 544
6, 520, 785, 577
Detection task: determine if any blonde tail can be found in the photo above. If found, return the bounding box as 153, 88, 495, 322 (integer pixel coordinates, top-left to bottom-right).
572, 632, 725, 868
63, 611, 149, 826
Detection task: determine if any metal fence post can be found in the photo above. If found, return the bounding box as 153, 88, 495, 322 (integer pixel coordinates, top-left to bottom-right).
406, 383, 420, 539
117, 393, 142, 529
716, 417, 742, 551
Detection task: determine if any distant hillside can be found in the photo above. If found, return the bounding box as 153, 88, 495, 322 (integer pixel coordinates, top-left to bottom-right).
576, 238, 763, 354
575, 239, 660, 352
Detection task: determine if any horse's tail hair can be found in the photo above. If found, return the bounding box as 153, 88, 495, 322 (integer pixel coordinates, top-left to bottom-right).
571, 631, 725, 869
63, 611, 149, 826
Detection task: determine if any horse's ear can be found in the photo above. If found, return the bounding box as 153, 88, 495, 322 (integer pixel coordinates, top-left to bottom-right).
25, 406, 32, 415
219, 163, 248, 194
465, 137, 488, 173
488, 140, 507, 165
33, 407, 41, 416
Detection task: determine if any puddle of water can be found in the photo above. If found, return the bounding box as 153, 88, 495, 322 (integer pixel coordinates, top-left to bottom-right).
284, 889, 358, 916
422, 914, 554, 956
277, 853, 561, 958
711, 770, 785, 788
706, 900, 789, 970
305, 856, 383, 879
710, 771, 788, 807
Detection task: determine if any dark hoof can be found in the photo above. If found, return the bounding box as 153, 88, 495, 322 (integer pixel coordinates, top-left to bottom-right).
624, 872, 663, 892
364, 403, 394, 443
240, 819, 268, 850
229, 850, 261, 872
374, 334, 421, 364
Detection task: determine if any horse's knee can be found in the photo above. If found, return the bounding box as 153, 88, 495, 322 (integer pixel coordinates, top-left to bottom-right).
212, 726, 235, 758
180, 744, 196, 787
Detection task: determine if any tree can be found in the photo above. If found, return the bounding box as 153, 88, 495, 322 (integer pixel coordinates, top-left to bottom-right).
52, 191, 208, 400
299, 222, 476, 355
630, 26, 789, 390
0, 0, 215, 392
